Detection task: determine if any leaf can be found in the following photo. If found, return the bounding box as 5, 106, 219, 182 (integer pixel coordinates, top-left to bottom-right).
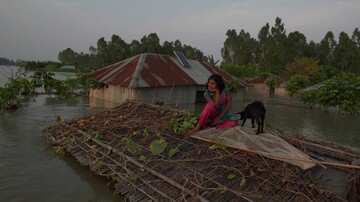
142, 130, 149, 137
139, 155, 147, 161
227, 173, 236, 179
182, 120, 194, 130
125, 137, 142, 154
240, 177, 246, 187
53, 146, 64, 155
168, 144, 181, 158
150, 139, 168, 155
209, 144, 227, 150
94, 133, 101, 139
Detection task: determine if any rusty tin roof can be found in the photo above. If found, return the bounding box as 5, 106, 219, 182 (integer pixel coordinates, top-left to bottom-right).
89, 53, 247, 88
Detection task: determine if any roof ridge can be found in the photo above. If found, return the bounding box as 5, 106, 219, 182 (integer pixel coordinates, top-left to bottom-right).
98, 55, 138, 83
129, 53, 147, 88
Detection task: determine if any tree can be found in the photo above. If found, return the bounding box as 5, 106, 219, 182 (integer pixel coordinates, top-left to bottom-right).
129, 40, 141, 56
351, 28, 360, 73
140, 33, 162, 53
286, 31, 307, 61
221, 29, 257, 65
162, 41, 174, 55
304, 40, 318, 58
206, 55, 219, 66
269, 17, 287, 72
0, 57, 16, 65
108, 34, 130, 64
300, 73, 360, 114
96, 37, 111, 67
257, 22, 271, 71
284, 57, 320, 83
221, 29, 238, 64
58, 48, 76, 65
333, 32, 356, 72
318, 31, 336, 67
285, 75, 310, 99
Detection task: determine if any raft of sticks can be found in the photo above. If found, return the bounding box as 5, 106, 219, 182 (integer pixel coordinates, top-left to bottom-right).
43, 100, 360, 202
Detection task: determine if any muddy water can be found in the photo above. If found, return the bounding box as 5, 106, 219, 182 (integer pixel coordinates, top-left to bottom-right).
0, 67, 122, 201
1, 67, 359, 201
0, 95, 122, 202
182, 87, 360, 151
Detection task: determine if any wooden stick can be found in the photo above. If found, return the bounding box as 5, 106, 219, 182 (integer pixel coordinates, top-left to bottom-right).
63, 124, 209, 202
192, 134, 360, 170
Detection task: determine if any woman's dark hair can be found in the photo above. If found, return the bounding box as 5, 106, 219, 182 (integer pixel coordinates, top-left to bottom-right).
207, 74, 225, 93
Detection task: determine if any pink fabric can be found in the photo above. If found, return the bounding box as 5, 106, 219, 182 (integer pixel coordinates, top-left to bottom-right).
216, 120, 237, 129
198, 103, 237, 129
198, 103, 218, 128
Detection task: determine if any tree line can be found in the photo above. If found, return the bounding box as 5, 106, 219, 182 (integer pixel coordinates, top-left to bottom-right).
0, 57, 16, 66
220, 17, 360, 114
58, 33, 213, 71
2, 17, 359, 113
221, 17, 360, 75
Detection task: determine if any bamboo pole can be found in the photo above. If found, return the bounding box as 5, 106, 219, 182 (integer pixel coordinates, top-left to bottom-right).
63, 124, 209, 202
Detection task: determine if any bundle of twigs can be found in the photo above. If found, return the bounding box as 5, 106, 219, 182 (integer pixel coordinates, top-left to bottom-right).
43, 100, 360, 202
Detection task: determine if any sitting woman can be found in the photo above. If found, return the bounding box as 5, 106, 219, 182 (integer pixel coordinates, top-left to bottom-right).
187, 74, 237, 135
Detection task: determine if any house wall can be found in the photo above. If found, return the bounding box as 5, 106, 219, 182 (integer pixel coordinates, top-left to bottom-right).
137, 86, 202, 105
90, 85, 245, 105
90, 85, 138, 103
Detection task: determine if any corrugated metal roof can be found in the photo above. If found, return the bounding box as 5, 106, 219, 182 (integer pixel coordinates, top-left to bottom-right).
89, 53, 247, 88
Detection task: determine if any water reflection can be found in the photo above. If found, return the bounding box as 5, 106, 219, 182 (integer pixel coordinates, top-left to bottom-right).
243, 88, 360, 150
0, 95, 121, 202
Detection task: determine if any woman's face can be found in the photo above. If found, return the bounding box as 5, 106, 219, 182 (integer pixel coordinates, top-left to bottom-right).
208, 79, 217, 91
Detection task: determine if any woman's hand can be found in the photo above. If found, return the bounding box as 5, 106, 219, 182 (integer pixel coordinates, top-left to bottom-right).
212, 116, 221, 126
208, 85, 219, 93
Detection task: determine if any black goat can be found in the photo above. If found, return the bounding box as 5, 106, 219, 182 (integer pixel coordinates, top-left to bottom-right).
238, 101, 266, 134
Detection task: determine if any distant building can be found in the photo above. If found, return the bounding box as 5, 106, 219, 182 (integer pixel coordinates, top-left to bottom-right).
89, 53, 248, 105
246, 77, 267, 90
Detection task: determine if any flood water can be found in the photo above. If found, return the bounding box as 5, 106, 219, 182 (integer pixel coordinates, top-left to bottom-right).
0, 67, 122, 202
181, 87, 360, 151
0, 67, 359, 201
241, 88, 360, 151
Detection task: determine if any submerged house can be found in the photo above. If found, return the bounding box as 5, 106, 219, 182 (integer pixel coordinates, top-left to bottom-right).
89, 52, 247, 105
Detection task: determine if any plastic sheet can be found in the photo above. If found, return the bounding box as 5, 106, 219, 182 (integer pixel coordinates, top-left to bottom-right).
192, 126, 317, 170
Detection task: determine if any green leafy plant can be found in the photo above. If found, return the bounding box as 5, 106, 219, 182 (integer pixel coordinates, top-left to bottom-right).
149, 139, 168, 155
168, 144, 181, 158
300, 73, 360, 114
167, 112, 198, 135
53, 146, 65, 155
125, 137, 142, 154
285, 75, 310, 99
1, 69, 101, 110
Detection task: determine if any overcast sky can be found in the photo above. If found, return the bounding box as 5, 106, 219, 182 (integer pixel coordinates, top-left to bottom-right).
1, 0, 359, 62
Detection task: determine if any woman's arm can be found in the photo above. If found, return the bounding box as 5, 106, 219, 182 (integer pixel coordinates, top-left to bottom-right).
206, 89, 220, 109
220, 91, 232, 116
212, 91, 232, 125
